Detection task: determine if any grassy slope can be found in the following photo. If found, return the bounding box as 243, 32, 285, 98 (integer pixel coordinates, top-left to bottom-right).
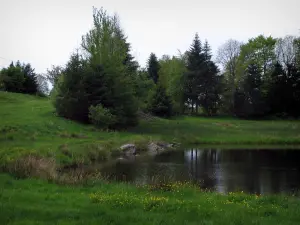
1, 173, 300, 225
1, 92, 300, 224
1, 91, 300, 166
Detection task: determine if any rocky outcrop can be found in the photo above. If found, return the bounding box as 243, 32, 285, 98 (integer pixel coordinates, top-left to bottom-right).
120, 141, 178, 158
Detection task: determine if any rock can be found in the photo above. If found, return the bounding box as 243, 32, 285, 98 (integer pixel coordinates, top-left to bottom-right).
119, 141, 178, 158
120, 144, 136, 156
147, 142, 165, 156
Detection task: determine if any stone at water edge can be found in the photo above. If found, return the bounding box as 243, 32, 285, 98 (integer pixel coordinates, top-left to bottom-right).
120, 143, 136, 156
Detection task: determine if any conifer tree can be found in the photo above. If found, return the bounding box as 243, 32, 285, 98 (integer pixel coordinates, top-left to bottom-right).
147, 53, 160, 84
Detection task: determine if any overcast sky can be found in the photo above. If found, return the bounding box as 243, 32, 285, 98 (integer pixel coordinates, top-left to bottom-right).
0, 0, 299, 73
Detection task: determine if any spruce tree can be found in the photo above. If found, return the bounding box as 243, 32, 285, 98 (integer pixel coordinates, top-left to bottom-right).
22, 63, 38, 94
54, 7, 138, 128
267, 62, 287, 115
235, 63, 266, 118
184, 33, 205, 113
203, 39, 212, 62
149, 84, 173, 118
185, 34, 221, 115
147, 53, 160, 84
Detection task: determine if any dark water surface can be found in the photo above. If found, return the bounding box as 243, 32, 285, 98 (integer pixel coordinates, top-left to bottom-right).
101, 149, 300, 195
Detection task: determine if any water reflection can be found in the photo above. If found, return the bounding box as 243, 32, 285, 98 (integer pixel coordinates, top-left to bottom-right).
101, 149, 300, 194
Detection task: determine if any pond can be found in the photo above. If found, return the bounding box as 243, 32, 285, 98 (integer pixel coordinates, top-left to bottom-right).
100, 148, 300, 195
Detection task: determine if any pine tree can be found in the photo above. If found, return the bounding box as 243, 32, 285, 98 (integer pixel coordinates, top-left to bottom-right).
199, 61, 221, 115
0, 62, 24, 93
149, 84, 173, 118
203, 40, 212, 62
186, 33, 204, 71
147, 53, 160, 84
185, 34, 221, 115
267, 62, 287, 115
114, 26, 139, 75
184, 33, 205, 113
53, 52, 89, 122
235, 63, 266, 118
22, 63, 38, 94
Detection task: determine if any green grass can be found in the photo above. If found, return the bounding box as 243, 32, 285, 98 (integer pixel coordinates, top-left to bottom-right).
1, 91, 300, 168
1, 173, 300, 225
1, 92, 300, 224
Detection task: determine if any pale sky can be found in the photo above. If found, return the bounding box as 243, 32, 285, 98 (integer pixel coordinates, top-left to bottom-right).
0, 0, 299, 73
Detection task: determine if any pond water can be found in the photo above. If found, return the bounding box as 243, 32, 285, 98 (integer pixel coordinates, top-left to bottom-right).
100, 149, 300, 195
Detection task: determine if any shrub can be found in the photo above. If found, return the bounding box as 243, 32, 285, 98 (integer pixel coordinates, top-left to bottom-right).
88, 104, 116, 129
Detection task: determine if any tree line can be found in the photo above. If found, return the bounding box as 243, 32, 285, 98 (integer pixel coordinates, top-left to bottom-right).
1, 7, 300, 129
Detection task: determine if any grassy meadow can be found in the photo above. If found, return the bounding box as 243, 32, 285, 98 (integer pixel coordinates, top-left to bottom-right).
1, 173, 300, 225
1, 91, 300, 168
1, 91, 300, 224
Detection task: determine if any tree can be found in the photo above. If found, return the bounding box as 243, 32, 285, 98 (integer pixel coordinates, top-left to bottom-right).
114, 26, 139, 75
82, 7, 127, 69
198, 61, 222, 115
294, 37, 300, 69
0, 62, 24, 93
158, 55, 186, 114
267, 62, 288, 115
22, 63, 38, 94
147, 53, 160, 84
0, 61, 38, 95
36, 74, 49, 95
185, 34, 221, 115
149, 84, 173, 118
234, 64, 267, 118
238, 35, 276, 77
203, 39, 212, 62
275, 36, 297, 70
53, 52, 89, 122
216, 39, 242, 113
184, 33, 205, 113
54, 7, 138, 128
135, 68, 156, 111
46, 65, 64, 87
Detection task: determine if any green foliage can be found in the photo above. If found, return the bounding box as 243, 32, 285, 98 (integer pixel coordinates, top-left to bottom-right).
185, 33, 221, 115
46, 65, 64, 87
234, 64, 267, 118
1, 62, 25, 93
88, 104, 116, 129
0, 61, 39, 95
238, 35, 276, 76
81, 7, 127, 69
53, 52, 89, 122
216, 39, 242, 114
267, 62, 300, 118
135, 69, 156, 111
54, 7, 138, 128
158, 55, 186, 114
22, 63, 39, 94
147, 53, 160, 84
149, 85, 173, 118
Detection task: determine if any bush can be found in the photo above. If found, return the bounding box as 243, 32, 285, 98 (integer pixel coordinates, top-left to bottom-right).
89, 104, 116, 129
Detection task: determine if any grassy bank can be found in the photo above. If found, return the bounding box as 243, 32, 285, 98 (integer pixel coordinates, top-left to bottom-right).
1, 92, 300, 224
1, 173, 300, 225
1, 91, 300, 169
